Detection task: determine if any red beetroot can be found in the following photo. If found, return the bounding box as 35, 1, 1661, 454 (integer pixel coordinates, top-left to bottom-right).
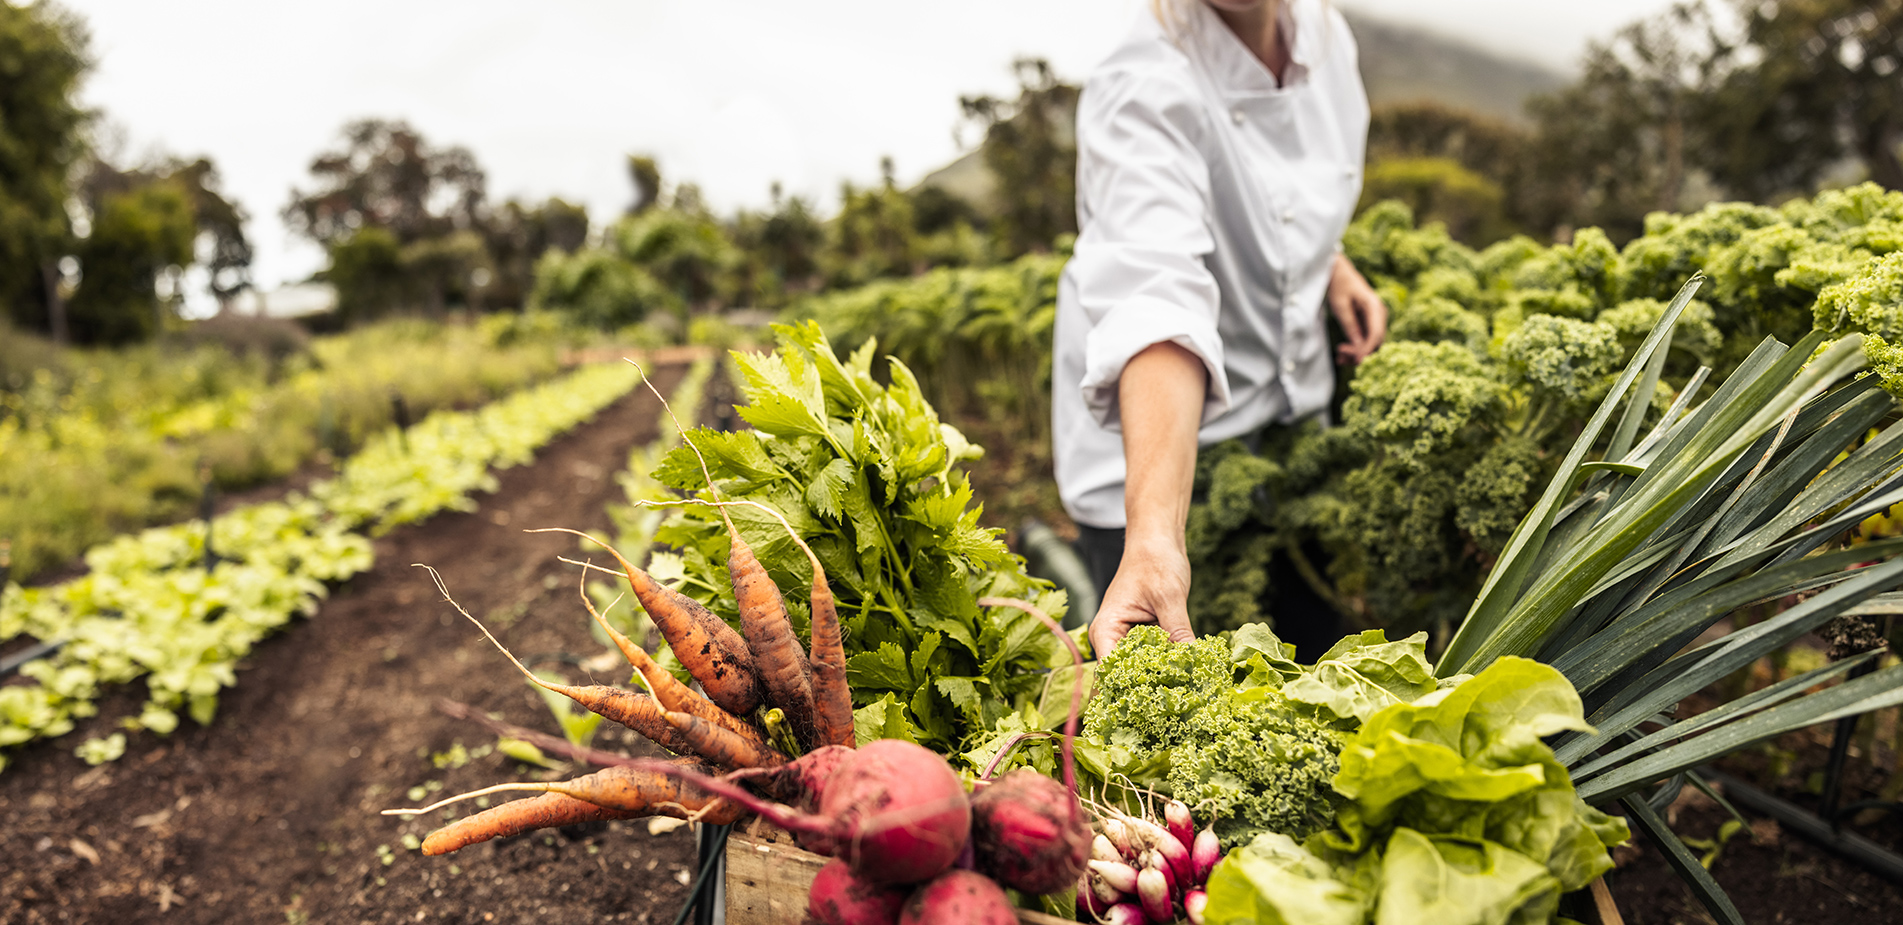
631, 740, 970, 886
808, 858, 907, 925
897, 870, 1017, 925
968, 768, 1091, 895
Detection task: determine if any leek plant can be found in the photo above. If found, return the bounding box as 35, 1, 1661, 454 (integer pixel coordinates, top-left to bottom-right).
1442, 277, 1903, 922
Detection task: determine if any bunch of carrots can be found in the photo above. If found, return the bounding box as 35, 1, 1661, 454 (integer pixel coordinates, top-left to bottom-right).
388, 492, 855, 854
387, 381, 1094, 923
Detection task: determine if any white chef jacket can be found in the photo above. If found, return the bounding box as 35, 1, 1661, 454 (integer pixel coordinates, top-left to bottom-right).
1053, 0, 1369, 529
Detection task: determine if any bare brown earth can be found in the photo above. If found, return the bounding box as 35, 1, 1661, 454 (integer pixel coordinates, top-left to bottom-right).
0, 361, 701, 925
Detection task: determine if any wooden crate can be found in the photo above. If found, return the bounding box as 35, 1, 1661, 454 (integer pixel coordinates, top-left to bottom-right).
723, 830, 1073, 925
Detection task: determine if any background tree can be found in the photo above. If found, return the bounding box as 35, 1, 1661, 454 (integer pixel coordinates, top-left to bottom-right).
65, 177, 195, 344
483, 197, 589, 311
822, 157, 919, 287
728, 182, 824, 309
627, 155, 661, 215
0, 1, 90, 342
287, 119, 490, 319
284, 119, 486, 247
959, 58, 1078, 258
1701, 0, 1903, 198
1520, 2, 1725, 241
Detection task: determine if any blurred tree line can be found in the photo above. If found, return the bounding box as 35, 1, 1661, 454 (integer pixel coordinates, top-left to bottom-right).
7, 0, 1899, 347
1370, 0, 1903, 245
1, 2, 251, 345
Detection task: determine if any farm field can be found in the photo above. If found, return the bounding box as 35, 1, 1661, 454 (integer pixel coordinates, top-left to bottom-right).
0, 360, 701, 925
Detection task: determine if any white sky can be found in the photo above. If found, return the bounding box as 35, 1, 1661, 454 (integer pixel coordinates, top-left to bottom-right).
55, 0, 1681, 298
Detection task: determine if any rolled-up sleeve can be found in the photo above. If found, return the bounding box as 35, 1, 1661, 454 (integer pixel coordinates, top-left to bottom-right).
1069, 70, 1229, 431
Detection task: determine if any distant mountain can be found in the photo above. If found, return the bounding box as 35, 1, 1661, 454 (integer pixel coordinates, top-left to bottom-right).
1344, 9, 1567, 123
919, 11, 1567, 207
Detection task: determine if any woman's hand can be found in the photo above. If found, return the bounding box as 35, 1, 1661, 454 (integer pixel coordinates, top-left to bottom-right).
1090, 341, 1205, 657
1327, 253, 1388, 365
1090, 533, 1195, 657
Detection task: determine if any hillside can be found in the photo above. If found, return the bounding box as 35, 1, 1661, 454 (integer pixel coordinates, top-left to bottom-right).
919, 9, 1565, 207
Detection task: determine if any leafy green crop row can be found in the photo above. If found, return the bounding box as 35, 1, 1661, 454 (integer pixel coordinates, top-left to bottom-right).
0, 359, 646, 771
1192, 182, 1903, 635
0, 313, 591, 582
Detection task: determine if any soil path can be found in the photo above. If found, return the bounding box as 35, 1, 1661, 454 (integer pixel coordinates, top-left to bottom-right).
0, 360, 701, 925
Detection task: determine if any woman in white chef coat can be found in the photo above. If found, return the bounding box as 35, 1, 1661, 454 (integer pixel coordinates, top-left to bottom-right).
1056, 0, 1388, 658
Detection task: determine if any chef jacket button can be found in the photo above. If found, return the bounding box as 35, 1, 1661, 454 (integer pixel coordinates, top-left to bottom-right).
1281, 209, 1295, 223
1230, 108, 1244, 125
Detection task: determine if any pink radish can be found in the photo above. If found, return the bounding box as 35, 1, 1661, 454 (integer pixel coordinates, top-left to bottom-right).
968, 597, 1093, 896
1077, 873, 1113, 916
627, 740, 970, 886
1102, 903, 1147, 925
1089, 858, 1140, 895
1102, 817, 1136, 858
1135, 866, 1172, 924
1139, 848, 1178, 900
808, 858, 906, 925
1184, 888, 1208, 925
1093, 834, 1123, 863
1191, 826, 1221, 884
898, 869, 1017, 925
1163, 799, 1194, 850
1124, 814, 1193, 889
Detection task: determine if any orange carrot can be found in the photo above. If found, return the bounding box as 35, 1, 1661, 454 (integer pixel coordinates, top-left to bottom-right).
420, 791, 642, 855
530, 528, 761, 716
573, 576, 777, 757
403, 763, 744, 820
665, 709, 788, 770
653, 497, 851, 749
421, 564, 771, 767
727, 530, 819, 746
633, 373, 818, 747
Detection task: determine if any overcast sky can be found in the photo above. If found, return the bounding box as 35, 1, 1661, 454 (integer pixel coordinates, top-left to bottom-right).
55, 0, 1681, 298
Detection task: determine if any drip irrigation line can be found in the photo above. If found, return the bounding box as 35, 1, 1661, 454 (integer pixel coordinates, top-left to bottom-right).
672, 823, 731, 925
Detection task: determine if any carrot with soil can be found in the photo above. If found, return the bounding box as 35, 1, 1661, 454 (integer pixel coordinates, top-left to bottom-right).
417, 565, 711, 762
570, 568, 780, 761
388, 762, 744, 830
663, 709, 787, 770
634, 365, 822, 747
648, 496, 853, 749
528, 526, 761, 715
417, 791, 644, 856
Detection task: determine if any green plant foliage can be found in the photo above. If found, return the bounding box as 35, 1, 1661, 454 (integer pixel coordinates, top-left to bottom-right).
1204, 658, 1628, 925
1188, 184, 1903, 636
0, 317, 575, 582
645, 322, 1063, 753
0, 360, 645, 770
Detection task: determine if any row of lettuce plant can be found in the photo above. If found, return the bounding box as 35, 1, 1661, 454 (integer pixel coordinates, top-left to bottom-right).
0, 312, 593, 582
0, 359, 648, 772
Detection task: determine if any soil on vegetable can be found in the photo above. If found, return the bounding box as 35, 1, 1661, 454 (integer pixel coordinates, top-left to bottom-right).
0, 359, 705, 925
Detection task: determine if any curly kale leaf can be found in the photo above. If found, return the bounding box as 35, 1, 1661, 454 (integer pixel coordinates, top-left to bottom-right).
1596, 297, 1722, 366
1341, 342, 1502, 466
1814, 251, 1903, 340
1083, 626, 1344, 844
1389, 296, 1489, 357
1500, 314, 1621, 402
1454, 437, 1544, 556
